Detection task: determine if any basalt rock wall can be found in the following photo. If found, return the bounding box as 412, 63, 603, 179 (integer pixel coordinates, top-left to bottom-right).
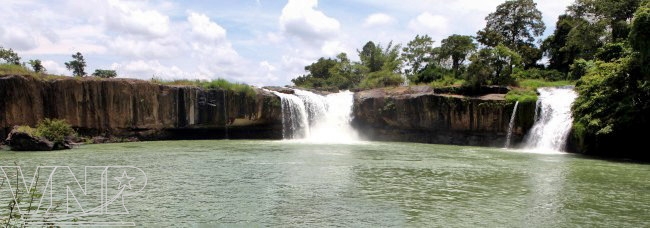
352, 86, 536, 147
0, 75, 282, 140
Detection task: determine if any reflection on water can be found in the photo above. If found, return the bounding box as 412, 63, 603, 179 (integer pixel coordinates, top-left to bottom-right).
0, 140, 648, 227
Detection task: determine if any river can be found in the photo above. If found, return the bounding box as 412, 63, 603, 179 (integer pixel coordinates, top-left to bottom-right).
1, 140, 648, 227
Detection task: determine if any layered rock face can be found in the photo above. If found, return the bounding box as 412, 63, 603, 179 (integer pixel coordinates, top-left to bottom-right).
352, 86, 535, 147
0, 75, 282, 140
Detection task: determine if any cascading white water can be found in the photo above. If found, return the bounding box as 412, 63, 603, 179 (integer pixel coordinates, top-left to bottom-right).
272, 89, 359, 143
271, 91, 310, 139
306, 91, 359, 143
504, 101, 519, 148
524, 87, 577, 152
294, 89, 328, 125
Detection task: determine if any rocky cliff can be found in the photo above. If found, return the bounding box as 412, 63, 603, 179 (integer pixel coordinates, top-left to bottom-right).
0, 75, 282, 140
352, 86, 536, 147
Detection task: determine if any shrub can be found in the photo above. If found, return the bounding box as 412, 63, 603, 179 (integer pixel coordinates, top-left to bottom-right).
568, 59, 594, 80
359, 70, 404, 89
92, 69, 117, 78
513, 68, 566, 81
34, 119, 76, 144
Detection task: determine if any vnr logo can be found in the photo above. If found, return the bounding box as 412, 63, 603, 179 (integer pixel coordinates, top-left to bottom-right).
0, 166, 147, 226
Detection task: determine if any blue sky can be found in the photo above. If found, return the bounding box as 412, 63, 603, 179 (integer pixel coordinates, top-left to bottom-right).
0, 0, 573, 86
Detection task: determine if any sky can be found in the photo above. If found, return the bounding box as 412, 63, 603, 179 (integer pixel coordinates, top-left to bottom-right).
0, 0, 574, 86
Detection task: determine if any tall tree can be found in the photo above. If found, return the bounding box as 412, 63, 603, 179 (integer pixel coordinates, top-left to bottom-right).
629, 1, 650, 76
569, 0, 642, 41
65, 52, 87, 77
401, 35, 434, 80
0, 46, 21, 65
438, 35, 477, 76
543, 15, 582, 73
28, 59, 46, 73
358, 41, 382, 72
476, 0, 545, 68
466, 44, 522, 87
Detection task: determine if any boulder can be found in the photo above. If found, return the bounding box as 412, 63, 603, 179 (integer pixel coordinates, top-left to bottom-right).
6, 129, 54, 151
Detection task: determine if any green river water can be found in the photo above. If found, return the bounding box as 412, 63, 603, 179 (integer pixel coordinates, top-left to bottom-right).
1, 140, 648, 227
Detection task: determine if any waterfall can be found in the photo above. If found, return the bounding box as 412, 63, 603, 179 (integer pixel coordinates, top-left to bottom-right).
272, 89, 359, 143
504, 101, 519, 148
271, 91, 310, 139
524, 87, 578, 152
306, 91, 359, 143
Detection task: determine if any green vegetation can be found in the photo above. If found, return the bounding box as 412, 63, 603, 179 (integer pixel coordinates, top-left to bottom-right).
28, 59, 46, 73
477, 0, 545, 68
567, 1, 650, 159
92, 69, 117, 78
0, 46, 21, 65
0, 63, 33, 76
505, 89, 538, 103
151, 78, 257, 98
517, 79, 574, 89
505, 79, 574, 104
291, 0, 554, 92
35, 118, 76, 144
14, 118, 76, 144
65, 52, 87, 77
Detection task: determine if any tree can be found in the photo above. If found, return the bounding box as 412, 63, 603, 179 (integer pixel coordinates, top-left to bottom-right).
543, 15, 583, 73
92, 69, 117, 78
438, 34, 477, 76
359, 41, 383, 72
629, 1, 650, 76
0, 46, 21, 65
569, 0, 642, 42
291, 53, 362, 90
476, 0, 545, 68
28, 59, 46, 73
466, 45, 522, 87
65, 52, 86, 77
401, 35, 435, 80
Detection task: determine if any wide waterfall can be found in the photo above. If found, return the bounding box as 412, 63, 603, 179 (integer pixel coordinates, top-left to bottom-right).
272, 89, 359, 143
524, 87, 578, 152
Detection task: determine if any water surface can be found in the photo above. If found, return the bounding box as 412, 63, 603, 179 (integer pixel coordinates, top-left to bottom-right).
1, 140, 648, 227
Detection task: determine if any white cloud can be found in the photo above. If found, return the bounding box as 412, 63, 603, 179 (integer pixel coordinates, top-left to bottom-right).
408, 12, 449, 35
0, 26, 39, 50
279, 0, 340, 43
321, 40, 346, 57
41, 60, 68, 75
109, 36, 184, 58
106, 0, 170, 37
188, 12, 227, 41
363, 13, 396, 27
115, 60, 189, 80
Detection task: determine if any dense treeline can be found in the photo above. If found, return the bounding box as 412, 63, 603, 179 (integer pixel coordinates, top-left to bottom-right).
566, 0, 650, 159
293, 0, 561, 91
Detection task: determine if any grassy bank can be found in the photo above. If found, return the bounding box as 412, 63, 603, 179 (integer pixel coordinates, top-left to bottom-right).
506, 79, 575, 103
151, 78, 257, 98
1, 64, 256, 97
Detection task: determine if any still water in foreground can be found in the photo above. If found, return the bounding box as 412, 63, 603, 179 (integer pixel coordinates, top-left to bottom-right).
1, 140, 648, 227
